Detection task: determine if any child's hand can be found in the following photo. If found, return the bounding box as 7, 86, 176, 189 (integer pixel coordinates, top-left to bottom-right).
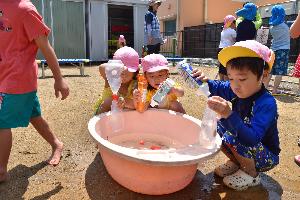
133, 89, 141, 104
54, 79, 69, 100
207, 96, 232, 119
169, 87, 184, 97
117, 97, 125, 110
191, 69, 209, 82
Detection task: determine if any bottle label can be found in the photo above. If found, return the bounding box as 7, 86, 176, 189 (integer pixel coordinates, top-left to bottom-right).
177, 62, 203, 88
150, 78, 175, 107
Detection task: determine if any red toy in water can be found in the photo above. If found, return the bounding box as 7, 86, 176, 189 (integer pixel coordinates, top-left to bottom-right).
150, 145, 161, 150
139, 140, 145, 145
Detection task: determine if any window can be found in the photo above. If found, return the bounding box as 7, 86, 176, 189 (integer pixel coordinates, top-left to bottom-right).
164, 19, 176, 36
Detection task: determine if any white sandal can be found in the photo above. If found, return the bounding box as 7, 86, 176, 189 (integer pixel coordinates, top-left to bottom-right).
214, 160, 239, 178
223, 169, 261, 190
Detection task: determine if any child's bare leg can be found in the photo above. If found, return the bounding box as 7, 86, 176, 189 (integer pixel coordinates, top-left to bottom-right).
0, 129, 12, 182
169, 101, 186, 114
228, 146, 258, 177
272, 75, 283, 94
220, 145, 239, 165
30, 116, 63, 166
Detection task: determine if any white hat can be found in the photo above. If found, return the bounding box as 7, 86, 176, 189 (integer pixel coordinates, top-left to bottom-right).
149, 0, 162, 6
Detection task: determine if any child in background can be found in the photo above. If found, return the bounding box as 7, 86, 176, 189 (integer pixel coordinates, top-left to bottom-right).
236, 2, 262, 30
264, 5, 290, 95
290, 10, 300, 96
133, 54, 185, 113
235, 3, 257, 42
193, 40, 280, 190
94, 46, 139, 114
289, 10, 300, 166
0, 0, 69, 182
118, 35, 126, 48
218, 15, 236, 80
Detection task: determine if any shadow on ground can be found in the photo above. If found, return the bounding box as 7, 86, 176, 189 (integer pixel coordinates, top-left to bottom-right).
85, 154, 283, 200
0, 162, 63, 200
273, 94, 300, 103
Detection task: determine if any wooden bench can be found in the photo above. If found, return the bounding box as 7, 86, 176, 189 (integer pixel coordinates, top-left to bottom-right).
36, 59, 90, 78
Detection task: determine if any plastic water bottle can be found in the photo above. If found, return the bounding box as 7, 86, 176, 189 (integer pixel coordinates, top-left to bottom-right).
105, 60, 124, 132
177, 60, 217, 149
199, 105, 217, 149
105, 60, 124, 95
137, 71, 148, 112
176, 60, 210, 97
150, 78, 175, 107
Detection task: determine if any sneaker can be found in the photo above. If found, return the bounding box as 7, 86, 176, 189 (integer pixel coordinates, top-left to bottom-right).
223, 169, 261, 190
214, 160, 239, 178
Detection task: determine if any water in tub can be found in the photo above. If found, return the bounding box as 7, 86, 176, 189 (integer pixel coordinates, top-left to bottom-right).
109, 133, 186, 160
110, 133, 184, 149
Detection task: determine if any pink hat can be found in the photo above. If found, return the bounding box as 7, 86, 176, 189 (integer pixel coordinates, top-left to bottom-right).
118, 35, 126, 43
113, 46, 139, 72
218, 40, 275, 70
224, 15, 236, 29
142, 54, 169, 73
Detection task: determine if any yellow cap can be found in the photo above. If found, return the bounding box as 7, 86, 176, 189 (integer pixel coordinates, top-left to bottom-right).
218, 40, 275, 70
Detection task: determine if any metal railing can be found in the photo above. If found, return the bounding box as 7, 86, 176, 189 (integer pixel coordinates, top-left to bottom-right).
160, 15, 300, 63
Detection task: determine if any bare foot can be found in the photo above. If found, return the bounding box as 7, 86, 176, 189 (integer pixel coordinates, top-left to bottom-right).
46, 141, 64, 166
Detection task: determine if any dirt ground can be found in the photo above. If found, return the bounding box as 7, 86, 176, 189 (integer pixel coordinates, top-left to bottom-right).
0, 65, 299, 200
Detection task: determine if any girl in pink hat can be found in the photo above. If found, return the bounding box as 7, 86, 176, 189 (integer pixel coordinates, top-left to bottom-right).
94, 46, 140, 114
133, 54, 185, 113
218, 15, 236, 81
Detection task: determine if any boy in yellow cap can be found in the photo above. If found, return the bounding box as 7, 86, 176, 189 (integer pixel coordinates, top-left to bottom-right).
193, 40, 279, 190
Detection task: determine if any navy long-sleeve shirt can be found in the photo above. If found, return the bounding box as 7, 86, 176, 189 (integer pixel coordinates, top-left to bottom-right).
207, 80, 280, 155
236, 19, 257, 42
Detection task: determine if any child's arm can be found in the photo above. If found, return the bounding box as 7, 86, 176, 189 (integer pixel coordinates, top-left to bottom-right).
290, 11, 300, 39
99, 64, 110, 87
132, 89, 150, 112
192, 69, 235, 100
34, 35, 69, 100
209, 96, 277, 147
254, 12, 262, 30
169, 85, 184, 97
123, 97, 135, 110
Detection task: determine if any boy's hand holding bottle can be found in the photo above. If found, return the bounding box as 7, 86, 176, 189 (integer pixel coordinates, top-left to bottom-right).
168, 86, 184, 98
207, 96, 232, 119
191, 69, 232, 119
191, 69, 209, 82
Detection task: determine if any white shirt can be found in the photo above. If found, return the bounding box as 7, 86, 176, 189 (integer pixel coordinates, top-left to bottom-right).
219, 28, 237, 48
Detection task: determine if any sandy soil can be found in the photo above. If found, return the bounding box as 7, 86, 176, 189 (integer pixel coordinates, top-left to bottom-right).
0, 65, 299, 200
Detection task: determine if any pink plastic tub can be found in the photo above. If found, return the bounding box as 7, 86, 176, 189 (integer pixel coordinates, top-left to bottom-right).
88, 109, 221, 195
